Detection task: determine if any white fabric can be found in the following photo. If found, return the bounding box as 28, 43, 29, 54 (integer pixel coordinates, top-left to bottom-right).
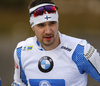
88, 50, 100, 74
13, 32, 88, 86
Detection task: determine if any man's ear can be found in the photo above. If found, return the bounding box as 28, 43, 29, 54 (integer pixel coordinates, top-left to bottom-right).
32, 27, 35, 31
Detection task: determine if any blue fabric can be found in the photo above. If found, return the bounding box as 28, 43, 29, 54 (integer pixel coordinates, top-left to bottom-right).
29, 79, 65, 86
17, 47, 28, 85
36, 41, 40, 46
72, 45, 100, 82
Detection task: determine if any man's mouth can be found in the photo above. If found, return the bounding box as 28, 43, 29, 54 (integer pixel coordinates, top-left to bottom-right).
44, 36, 52, 41
44, 36, 52, 40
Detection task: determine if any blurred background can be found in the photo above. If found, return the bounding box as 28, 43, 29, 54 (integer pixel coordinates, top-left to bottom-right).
0, 0, 100, 86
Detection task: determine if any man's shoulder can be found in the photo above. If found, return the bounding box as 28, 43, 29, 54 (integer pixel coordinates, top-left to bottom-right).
61, 34, 85, 47
62, 34, 83, 43
65, 35, 90, 54
16, 37, 36, 48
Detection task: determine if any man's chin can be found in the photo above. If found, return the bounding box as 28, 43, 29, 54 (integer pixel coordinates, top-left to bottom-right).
42, 41, 54, 46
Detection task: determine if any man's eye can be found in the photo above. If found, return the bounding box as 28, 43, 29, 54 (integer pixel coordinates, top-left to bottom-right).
50, 21, 56, 25
37, 23, 44, 27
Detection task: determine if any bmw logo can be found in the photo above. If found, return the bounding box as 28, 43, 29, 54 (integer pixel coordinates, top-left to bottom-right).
38, 56, 54, 73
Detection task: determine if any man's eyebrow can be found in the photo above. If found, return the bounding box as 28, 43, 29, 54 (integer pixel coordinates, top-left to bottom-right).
37, 23, 45, 26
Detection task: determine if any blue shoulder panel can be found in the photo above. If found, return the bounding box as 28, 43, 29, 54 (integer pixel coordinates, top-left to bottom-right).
72, 45, 86, 74
72, 45, 100, 82
17, 47, 28, 85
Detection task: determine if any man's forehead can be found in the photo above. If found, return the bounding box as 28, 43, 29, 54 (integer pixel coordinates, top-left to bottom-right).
37, 21, 57, 25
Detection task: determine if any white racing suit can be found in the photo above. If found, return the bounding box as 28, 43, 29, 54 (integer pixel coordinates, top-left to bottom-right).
12, 32, 100, 86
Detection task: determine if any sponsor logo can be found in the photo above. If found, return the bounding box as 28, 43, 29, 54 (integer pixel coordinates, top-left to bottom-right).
84, 45, 95, 59
30, 22, 34, 26
22, 46, 33, 51
22, 46, 27, 51
15, 61, 19, 69
38, 56, 54, 73
11, 81, 21, 86
27, 46, 33, 51
61, 46, 72, 52
39, 80, 51, 86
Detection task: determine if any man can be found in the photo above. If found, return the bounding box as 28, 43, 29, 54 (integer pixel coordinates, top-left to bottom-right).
12, 0, 100, 86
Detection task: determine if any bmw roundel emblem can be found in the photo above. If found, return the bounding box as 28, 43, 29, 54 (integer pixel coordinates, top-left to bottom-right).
38, 56, 54, 73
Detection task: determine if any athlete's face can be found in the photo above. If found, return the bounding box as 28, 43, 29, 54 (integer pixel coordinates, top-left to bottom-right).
32, 21, 59, 49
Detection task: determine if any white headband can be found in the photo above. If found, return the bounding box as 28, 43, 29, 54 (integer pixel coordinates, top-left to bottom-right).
29, 3, 59, 28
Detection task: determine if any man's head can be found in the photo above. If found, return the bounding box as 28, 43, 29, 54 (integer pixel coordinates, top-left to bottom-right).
28, 0, 55, 9
28, 0, 60, 50
28, 0, 59, 28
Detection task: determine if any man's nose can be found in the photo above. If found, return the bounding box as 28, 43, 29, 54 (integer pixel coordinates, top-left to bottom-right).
45, 25, 52, 34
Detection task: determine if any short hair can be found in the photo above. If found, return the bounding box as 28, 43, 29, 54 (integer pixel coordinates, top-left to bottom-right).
28, 0, 55, 9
